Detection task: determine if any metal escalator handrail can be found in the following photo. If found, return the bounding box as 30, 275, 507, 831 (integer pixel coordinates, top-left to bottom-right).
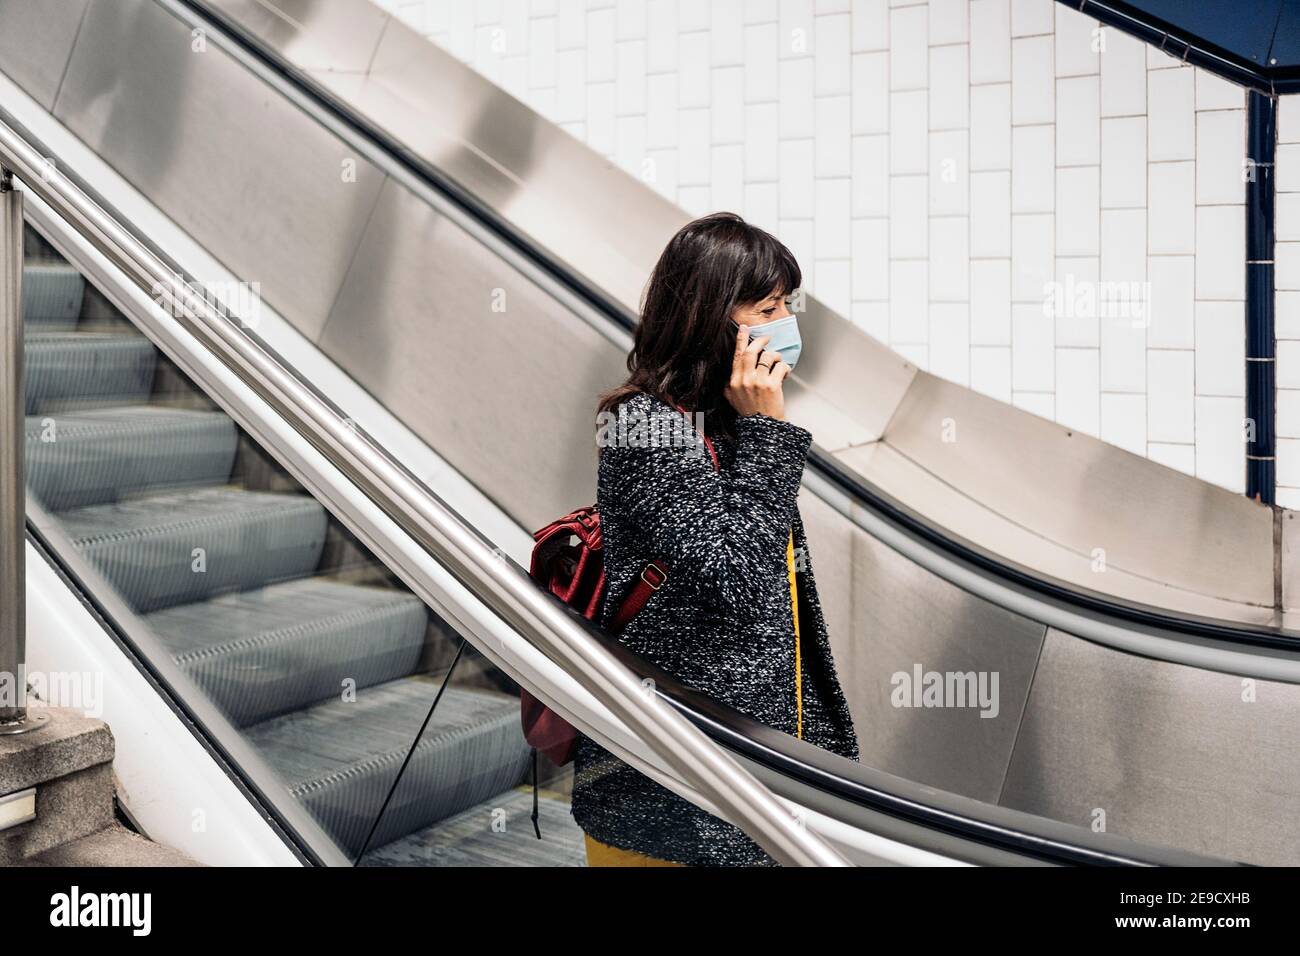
0, 118, 848, 868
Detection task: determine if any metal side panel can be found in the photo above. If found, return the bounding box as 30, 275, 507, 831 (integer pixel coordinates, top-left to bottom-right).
836, 440, 1279, 627
0, 0, 89, 111
882, 372, 1274, 608
841, 503, 1048, 804
797, 485, 858, 666
1000, 627, 1300, 866
49, 0, 385, 337
795, 484, 864, 754
1280, 507, 1300, 610
317, 175, 627, 530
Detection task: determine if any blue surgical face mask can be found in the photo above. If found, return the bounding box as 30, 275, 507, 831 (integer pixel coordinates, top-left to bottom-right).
730, 313, 802, 371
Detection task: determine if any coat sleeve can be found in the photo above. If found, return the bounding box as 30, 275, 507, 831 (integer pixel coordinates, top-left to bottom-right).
598, 397, 812, 611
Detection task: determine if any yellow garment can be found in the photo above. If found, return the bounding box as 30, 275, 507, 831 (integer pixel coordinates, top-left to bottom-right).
788, 527, 802, 740
584, 832, 684, 867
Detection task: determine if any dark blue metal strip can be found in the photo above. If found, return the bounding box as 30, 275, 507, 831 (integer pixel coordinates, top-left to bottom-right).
1069, 0, 1300, 93
1246, 90, 1278, 504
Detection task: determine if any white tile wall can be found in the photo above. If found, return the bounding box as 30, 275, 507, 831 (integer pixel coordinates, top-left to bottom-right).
1056, 76, 1099, 166
1100, 29, 1146, 117
1148, 161, 1194, 255
1055, 255, 1098, 346
379, 0, 1277, 496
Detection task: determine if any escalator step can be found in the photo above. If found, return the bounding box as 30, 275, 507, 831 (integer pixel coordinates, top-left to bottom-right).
144, 578, 427, 727
22, 262, 85, 330
244, 678, 532, 857
26, 406, 238, 511
361, 786, 584, 866
25, 332, 157, 414
57, 486, 327, 613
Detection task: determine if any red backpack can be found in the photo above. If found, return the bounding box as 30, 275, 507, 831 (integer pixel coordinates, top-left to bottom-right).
522, 408, 718, 767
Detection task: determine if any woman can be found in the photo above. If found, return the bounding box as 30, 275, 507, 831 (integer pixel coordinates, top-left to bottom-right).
572, 211, 861, 867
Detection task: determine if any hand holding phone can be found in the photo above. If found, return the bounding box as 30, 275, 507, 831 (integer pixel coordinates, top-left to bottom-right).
723, 321, 789, 420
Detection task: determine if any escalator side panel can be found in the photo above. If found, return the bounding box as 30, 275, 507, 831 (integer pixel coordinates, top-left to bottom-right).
319, 176, 626, 529
882, 374, 1273, 608
1001, 628, 1300, 866
48, 0, 385, 335
835, 502, 1048, 804
0, 0, 89, 111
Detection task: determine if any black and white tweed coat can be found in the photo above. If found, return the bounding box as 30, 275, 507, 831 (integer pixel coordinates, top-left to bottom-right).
570, 391, 861, 866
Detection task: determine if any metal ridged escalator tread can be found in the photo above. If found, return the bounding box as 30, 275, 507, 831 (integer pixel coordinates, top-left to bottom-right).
22, 261, 85, 330
25, 406, 240, 511
25, 331, 158, 413
143, 577, 428, 727
243, 678, 532, 857
55, 485, 329, 613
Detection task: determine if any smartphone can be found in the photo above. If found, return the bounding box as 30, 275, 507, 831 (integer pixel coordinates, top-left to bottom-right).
728, 317, 751, 339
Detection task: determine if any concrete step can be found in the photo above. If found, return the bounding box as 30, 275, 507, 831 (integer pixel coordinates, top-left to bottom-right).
0, 706, 114, 863
18, 822, 202, 867
1, 706, 201, 866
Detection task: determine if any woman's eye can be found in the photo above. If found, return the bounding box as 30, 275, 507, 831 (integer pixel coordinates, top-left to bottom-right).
762, 308, 775, 315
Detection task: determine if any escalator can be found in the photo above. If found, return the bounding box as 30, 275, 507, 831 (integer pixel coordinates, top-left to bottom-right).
1, 0, 1297, 867
19, 230, 574, 865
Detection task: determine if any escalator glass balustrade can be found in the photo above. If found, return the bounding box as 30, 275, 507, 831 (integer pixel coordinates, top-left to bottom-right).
19, 226, 589, 865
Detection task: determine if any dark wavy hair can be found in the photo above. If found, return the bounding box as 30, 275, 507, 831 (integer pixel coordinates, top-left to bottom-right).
596, 211, 801, 444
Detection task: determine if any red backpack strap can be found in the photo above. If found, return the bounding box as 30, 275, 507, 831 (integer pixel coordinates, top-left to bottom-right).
607, 406, 719, 634
609, 560, 668, 634
701, 432, 719, 471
